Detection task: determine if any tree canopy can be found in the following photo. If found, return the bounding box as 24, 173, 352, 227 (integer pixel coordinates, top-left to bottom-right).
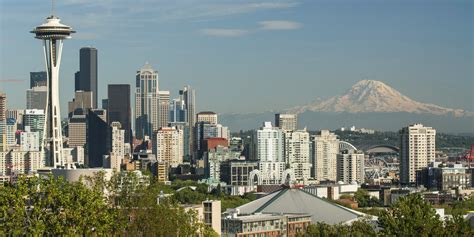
0, 176, 118, 235
378, 194, 473, 237
353, 189, 382, 207
0, 173, 218, 236
300, 194, 473, 237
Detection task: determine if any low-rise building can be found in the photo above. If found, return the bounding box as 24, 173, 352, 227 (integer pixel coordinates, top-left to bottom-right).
222, 212, 311, 237
303, 182, 358, 200
416, 163, 471, 191
228, 188, 365, 225
220, 160, 258, 186
184, 200, 221, 236
0, 150, 43, 179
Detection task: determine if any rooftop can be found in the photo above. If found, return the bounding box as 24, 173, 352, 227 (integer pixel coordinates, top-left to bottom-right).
231, 188, 364, 224
197, 111, 217, 115
31, 16, 75, 39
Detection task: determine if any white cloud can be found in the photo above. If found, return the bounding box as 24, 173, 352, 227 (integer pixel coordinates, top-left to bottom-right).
259, 20, 302, 30
199, 19, 303, 37
200, 28, 250, 37
193, 2, 299, 18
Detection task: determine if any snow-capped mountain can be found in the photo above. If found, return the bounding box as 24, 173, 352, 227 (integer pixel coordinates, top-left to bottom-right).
288, 80, 472, 117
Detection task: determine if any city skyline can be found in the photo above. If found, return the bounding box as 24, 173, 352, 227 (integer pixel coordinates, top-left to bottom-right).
1, 1, 473, 234
0, 0, 472, 115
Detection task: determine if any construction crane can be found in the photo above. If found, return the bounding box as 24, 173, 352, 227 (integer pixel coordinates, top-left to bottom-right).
464, 144, 474, 168
0, 79, 25, 85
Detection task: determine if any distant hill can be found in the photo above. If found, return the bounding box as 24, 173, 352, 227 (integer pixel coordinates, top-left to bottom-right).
220, 111, 474, 134
220, 80, 473, 133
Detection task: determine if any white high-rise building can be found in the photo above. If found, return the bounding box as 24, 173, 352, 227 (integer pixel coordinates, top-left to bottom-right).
313, 130, 339, 182
5, 119, 17, 147
400, 124, 436, 184
110, 122, 125, 158
196, 111, 218, 125
275, 113, 297, 131
254, 122, 285, 184
135, 63, 159, 139
0, 151, 7, 176
153, 127, 184, 168
20, 129, 40, 152
285, 129, 312, 180
215, 124, 231, 140
103, 121, 125, 170
0, 93, 6, 152
337, 150, 365, 184
0, 150, 43, 176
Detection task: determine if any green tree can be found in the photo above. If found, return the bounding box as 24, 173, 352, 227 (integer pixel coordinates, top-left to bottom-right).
298, 219, 376, 237
106, 172, 218, 236
443, 213, 473, 237
349, 218, 377, 237
378, 194, 445, 236
354, 189, 382, 207
0, 175, 119, 235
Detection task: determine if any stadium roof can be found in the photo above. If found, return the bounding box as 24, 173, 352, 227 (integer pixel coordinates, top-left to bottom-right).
234, 188, 365, 224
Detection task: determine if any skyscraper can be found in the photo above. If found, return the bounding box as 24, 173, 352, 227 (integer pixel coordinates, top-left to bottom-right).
75, 47, 98, 108
6, 109, 24, 127
87, 109, 108, 167
254, 122, 285, 184
26, 86, 47, 110
181, 86, 195, 159
197, 111, 218, 125
195, 122, 231, 159
31, 14, 75, 167
0, 93, 6, 151
400, 124, 436, 185
285, 129, 312, 180
107, 84, 132, 143
20, 129, 40, 152
30, 71, 47, 88
91, 109, 107, 123
337, 149, 365, 184
170, 98, 186, 123
158, 91, 170, 129
5, 118, 17, 147
135, 63, 159, 139
67, 90, 93, 117
275, 113, 297, 131
312, 130, 339, 182
153, 127, 184, 168
103, 121, 125, 170
109, 122, 125, 158
68, 112, 87, 149
23, 109, 45, 143
0, 93, 5, 122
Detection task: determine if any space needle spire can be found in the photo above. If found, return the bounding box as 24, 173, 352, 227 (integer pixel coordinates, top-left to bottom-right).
31, 3, 75, 168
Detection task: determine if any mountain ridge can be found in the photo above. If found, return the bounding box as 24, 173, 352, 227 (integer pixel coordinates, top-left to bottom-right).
287, 80, 472, 117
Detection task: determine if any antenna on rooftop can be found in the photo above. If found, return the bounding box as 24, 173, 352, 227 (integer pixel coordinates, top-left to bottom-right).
51, 0, 56, 16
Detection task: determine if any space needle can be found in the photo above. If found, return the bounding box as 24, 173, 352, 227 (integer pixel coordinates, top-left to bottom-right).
31, 5, 75, 168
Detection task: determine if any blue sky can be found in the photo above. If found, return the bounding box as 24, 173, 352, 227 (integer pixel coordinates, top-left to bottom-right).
0, 0, 472, 115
